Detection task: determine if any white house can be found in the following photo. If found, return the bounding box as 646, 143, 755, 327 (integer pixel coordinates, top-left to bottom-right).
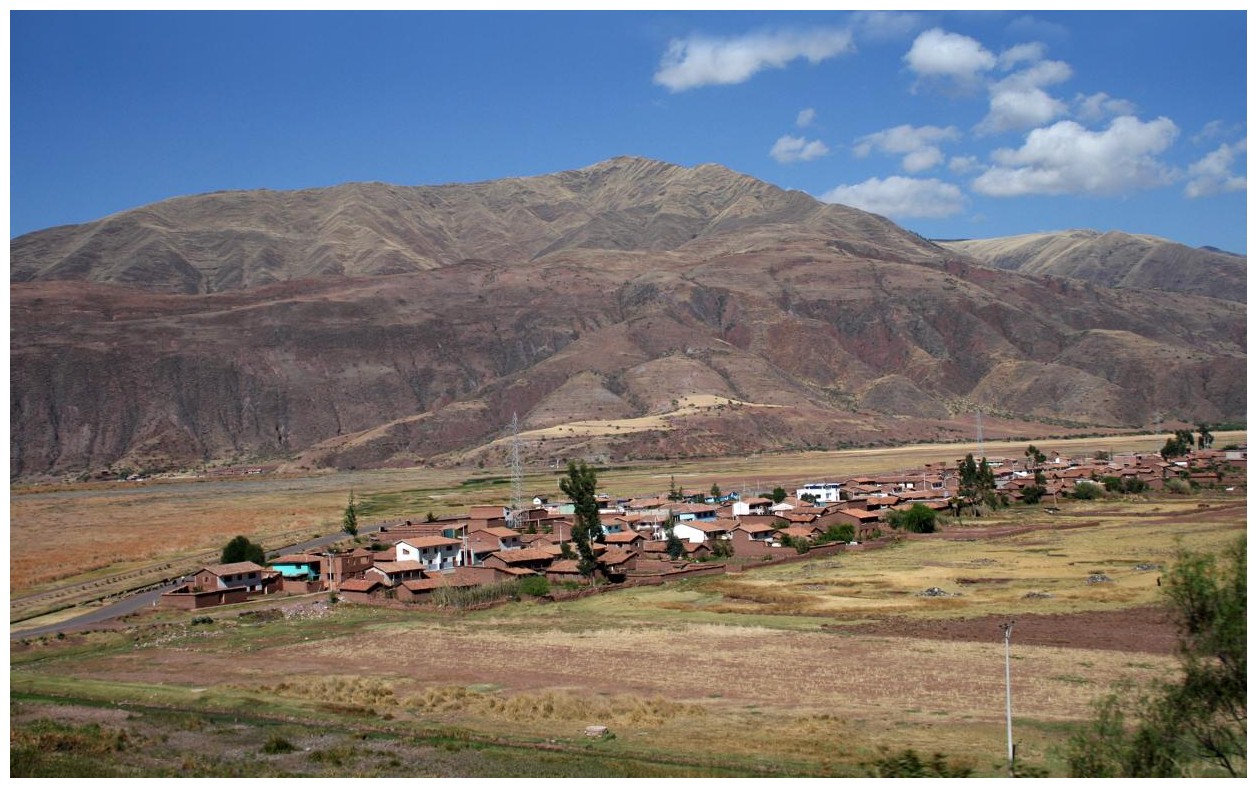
796, 482, 842, 503
672, 519, 735, 544
396, 537, 464, 572
731, 497, 773, 517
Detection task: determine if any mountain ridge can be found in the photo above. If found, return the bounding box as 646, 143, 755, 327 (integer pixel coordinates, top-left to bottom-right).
9, 158, 1246, 479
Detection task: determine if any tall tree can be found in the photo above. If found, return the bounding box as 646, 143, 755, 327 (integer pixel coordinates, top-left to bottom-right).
771, 486, 787, 504
1162, 430, 1195, 459
1196, 423, 1214, 450
221, 535, 265, 565
957, 453, 994, 516
1068, 536, 1246, 777
342, 491, 359, 537
559, 461, 600, 578
667, 475, 683, 502
663, 516, 685, 560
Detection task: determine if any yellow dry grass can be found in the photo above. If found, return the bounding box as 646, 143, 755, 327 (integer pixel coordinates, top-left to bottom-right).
705, 498, 1242, 619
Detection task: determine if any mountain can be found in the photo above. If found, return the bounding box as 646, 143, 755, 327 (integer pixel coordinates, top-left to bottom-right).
936, 230, 1246, 303
10, 158, 1247, 480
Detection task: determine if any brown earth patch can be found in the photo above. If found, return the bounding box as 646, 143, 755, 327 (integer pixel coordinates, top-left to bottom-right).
836, 605, 1177, 655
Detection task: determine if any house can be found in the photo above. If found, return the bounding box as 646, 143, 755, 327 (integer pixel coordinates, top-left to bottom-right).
395, 574, 481, 603
796, 482, 842, 503
831, 508, 883, 537
731, 497, 773, 516
602, 530, 646, 552
732, 521, 777, 543
545, 559, 587, 585
270, 554, 323, 582
396, 537, 464, 572
323, 548, 376, 588
672, 518, 736, 544
366, 561, 428, 587
162, 561, 280, 610
777, 525, 823, 543
337, 577, 386, 603
194, 562, 274, 594
597, 547, 637, 580
671, 502, 718, 522
468, 505, 510, 532
482, 546, 555, 576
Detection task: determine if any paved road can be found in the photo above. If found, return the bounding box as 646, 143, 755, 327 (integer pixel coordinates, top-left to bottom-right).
10, 520, 395, 640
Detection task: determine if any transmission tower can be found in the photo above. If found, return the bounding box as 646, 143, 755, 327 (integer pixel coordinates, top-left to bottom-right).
976, 408, 984, 458
509, 412, 525, 525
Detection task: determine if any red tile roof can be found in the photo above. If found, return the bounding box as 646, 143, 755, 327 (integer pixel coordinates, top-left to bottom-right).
338, 578, 383, 592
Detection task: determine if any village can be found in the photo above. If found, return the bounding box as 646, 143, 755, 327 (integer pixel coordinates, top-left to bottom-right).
159, 443, 1246, 610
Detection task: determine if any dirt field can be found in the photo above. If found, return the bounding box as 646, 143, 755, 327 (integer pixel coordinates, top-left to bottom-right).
12, 492, 1244, 777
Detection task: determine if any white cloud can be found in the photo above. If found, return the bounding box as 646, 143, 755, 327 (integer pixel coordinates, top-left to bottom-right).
770, 134, 830, 164
1191, 120, 1241, 145
796, 107, 816, 128
902, 148, 945, 173
949, 155, 980, 174
851, 10, 922, 41
998, 42, 1046, 70
1006, 15, 1070, 42
820, 176, 966, 219
1185, 139, 1247, 198
979, 87, 1069, 134
973, 116, 1180, 197
852, 124, 959, 173
654, 28, 855, 92
1074, 92, 1138, 122
903, 28, 996, 91
976, 59, 1072, 134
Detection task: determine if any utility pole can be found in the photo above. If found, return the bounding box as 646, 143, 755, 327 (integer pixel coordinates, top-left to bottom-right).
1001, 620, 1016, 776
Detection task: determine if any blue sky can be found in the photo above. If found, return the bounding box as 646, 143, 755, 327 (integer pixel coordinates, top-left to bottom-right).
10, 10, 1249, 253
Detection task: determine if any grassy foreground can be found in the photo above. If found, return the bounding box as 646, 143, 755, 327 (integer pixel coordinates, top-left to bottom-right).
11, 492, 1244, 777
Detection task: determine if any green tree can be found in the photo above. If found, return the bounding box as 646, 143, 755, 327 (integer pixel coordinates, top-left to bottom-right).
1196, 423, 1214, 450
1025, 443, 1047, 471
1067, 536, 1246, 777
559, 461, 600, 578
667, 475, 684, 502
885, 503, 937, 533
771, 486, 788, 504
709, 483, 722, 499
957, 453, 995, 516
221, 535, 265, 565
1162, 429, 1195, 460
663, 517, 685, 560
342, 491, 359, 537
710, 538, 734, 559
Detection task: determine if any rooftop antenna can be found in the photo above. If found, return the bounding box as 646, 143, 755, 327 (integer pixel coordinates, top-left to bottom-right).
508, 412, 524, 527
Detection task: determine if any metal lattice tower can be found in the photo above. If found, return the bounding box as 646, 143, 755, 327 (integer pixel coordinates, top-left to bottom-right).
509, 412, 524, 524
976, 408, 984, 458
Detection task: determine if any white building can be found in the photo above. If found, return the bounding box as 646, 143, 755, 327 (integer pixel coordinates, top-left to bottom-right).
396, 537, 464, 572
795, 482, 842, 503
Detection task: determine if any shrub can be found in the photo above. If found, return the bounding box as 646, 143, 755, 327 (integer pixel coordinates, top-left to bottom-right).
518, 575, 550, 597
885, 503, 937, 533
866, 748, 973, 777
1165, 478, 1192, 495
1071, 482, 1104, 500
261, 735, 296, 754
